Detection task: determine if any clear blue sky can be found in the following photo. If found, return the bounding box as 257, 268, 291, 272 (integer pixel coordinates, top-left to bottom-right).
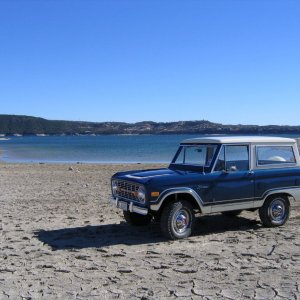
0, 0, 299, 125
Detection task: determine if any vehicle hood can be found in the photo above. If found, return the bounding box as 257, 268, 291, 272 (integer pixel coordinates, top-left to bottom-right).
112, 168, 176, 183
112, 167, 205, 186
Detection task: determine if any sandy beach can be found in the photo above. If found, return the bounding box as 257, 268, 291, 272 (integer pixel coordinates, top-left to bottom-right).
0, 163, 300, 299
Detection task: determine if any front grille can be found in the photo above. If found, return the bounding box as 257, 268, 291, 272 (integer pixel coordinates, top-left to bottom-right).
113, 180, 141, 202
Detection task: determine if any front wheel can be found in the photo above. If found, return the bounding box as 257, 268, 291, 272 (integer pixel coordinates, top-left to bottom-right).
160, 200, 195, 240
259, 195, 290, 227
123, 211, 152, 226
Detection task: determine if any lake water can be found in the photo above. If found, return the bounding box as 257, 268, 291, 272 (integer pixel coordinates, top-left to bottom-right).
0, 134, 299, 164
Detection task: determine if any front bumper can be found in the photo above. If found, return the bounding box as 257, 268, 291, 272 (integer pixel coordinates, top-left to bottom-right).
110, 197, 148, 215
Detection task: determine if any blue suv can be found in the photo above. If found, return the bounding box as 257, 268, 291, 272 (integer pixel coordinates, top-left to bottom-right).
110, 136, 300, 239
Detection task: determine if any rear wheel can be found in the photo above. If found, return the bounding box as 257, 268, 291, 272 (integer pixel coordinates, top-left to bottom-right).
259, 195, 290, 227
123, 211, 152, 226
160, 200, 195, 240
222, 210, 242, 217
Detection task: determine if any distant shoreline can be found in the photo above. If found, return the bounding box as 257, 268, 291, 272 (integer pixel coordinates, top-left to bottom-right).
1, 114, 300, 136
1, 132, 300, 137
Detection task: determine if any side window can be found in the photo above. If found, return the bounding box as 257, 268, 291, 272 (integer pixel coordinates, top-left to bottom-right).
226, 145, 249, 171
257, 146, 296, 165
215, 145, 249, 172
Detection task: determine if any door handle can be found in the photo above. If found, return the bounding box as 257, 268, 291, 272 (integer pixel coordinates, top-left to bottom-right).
248, 170, 254, 175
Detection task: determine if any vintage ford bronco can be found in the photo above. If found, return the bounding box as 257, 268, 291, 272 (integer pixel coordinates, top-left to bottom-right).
110, 136, 300, 239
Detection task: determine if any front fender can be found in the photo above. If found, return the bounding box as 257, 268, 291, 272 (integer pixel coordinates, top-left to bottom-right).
149, 187, 211, 214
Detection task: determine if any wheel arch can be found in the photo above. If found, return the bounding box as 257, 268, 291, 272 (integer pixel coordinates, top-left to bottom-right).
263, 191, 294, 204
160, 193, 202, 213
150, 188, 207, 215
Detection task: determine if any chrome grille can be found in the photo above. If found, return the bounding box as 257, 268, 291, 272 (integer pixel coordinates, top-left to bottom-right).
113, 180, 140, 202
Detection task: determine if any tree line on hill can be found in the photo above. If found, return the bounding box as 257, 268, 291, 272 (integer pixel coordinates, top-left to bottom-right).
0, 114, 300, 135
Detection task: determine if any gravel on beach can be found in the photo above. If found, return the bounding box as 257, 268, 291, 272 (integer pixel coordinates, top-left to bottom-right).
0, 163, 300, 299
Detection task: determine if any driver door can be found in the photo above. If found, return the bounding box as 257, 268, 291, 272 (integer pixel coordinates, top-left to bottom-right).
210, 145, 255, 212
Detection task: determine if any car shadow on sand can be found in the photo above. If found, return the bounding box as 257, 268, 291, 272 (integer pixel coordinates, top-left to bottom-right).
35, 214, 261, 250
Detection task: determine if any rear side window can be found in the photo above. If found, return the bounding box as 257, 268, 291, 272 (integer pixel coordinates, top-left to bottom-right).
257, 146, 296, 165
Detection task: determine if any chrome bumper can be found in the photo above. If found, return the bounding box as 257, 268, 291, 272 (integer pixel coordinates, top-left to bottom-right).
110, 197, 148, 215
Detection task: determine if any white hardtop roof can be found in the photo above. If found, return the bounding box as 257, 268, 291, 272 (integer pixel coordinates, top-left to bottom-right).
181, 136, 297, 144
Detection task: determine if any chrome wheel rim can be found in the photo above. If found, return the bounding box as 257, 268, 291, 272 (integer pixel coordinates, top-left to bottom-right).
268, 199, 286, 224
172, 209, 190, 235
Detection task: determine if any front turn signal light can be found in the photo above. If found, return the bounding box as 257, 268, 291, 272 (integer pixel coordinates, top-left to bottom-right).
151, 191, 160, 197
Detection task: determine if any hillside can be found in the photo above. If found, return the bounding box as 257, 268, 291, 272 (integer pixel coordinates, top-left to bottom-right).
0, 114, 300, 135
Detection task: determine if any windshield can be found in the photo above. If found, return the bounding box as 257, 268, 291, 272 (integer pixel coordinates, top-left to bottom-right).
173, 144, 218, 166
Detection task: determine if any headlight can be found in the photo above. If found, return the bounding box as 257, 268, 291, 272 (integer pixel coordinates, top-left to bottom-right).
112, 180, 118, 196
137, 186, 146, 203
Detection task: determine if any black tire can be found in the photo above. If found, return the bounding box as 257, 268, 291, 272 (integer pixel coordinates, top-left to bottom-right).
123, 211, 152, 226
259, 195, 290, 227
222, 210, 242, 217
160, 200, 195, 240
